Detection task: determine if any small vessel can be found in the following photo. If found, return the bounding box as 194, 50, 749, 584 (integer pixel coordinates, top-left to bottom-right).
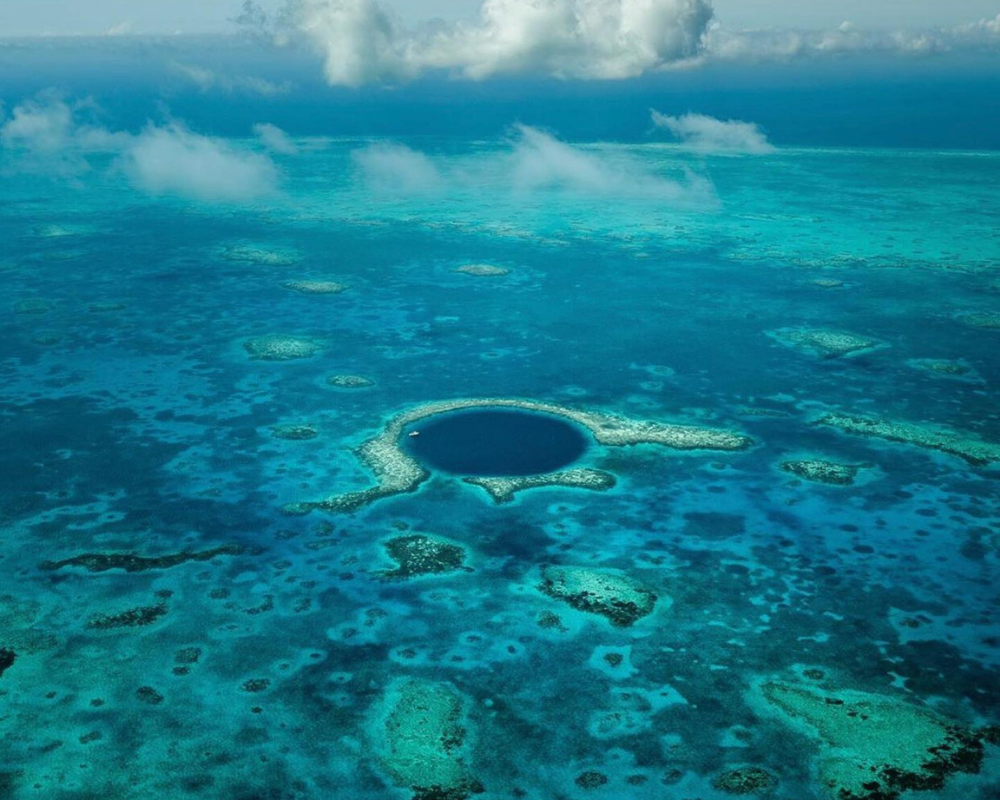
408, 430, 420, 437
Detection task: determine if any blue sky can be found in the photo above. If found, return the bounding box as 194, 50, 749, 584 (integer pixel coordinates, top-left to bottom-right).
2, 0, 999, 36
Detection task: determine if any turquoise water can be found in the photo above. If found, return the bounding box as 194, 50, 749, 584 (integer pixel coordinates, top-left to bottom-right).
1, 134, 999, 799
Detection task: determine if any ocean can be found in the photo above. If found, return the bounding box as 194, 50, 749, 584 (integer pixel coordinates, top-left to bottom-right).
1, 49, 999, 800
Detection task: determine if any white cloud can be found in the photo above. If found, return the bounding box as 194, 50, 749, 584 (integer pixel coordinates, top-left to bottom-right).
651, 111, 774, 153
276, 0, 714, 86
121, 124, 280, 202
350, 125, 714, 204
171, 61, 292, 95
695, 13, 1000, 65
353, 142, 443, 192
0, 93, 128, 175
0, 93, 282, 203
254, 122, 298, 154
508, 124, 702, 199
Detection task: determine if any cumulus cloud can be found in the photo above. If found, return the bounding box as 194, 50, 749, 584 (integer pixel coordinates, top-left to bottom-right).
254, 122, 298, 154
651, 111, 774, 153
353, 142, 443, 192
121, 125, 280, 202
271, 0, 714, 86
0, 93, 281, 203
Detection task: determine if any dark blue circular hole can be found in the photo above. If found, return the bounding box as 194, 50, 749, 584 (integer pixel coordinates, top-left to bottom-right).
404, 409, 589, 477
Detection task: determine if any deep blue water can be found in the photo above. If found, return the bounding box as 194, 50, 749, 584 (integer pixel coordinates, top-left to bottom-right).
405, 409, 589, 476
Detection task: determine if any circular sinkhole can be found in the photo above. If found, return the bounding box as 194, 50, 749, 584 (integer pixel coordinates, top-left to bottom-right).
404, 408, 589, 477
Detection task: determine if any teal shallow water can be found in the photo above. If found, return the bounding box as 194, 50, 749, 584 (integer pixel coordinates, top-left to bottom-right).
1, 139, 999, 799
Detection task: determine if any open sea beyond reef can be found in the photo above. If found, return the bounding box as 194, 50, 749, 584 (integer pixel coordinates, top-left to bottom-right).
2, 134, 1000, 800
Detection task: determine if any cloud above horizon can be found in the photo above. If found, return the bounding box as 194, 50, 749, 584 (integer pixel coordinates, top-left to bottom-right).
226, 1, 1000, 85
0, 94, 280, 202
269, 0, 714, 86
651, 111, 774, 153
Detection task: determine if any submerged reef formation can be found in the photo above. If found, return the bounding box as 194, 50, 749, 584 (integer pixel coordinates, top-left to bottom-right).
41, 544, 243, 573
371, 679, 484, 800
810, 278, 846, 289
768, 328, 883, 359
326, 374, 375, 389
288, 398, 751, 514
221, 244, 299, 265
243, 334, 323, 361
817, 413, 1000, 466
283, 280, 347, 294
760, 682, 992, 800
780, 459, 868, 486
377, 534, 468, 580
271, 423, 318, 441
454, 264, 510, 277
907, 359, 975, 379
712, 766, 777, 795
87, 602, 168, 630
0, 648, 15, 678
538, 565, 657, 627
463, 468, 616, 504
957, 311, 1000, 330
14, 298, 54, 315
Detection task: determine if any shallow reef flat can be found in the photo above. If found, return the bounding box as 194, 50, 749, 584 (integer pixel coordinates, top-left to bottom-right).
759, 681, 997, 800
780, 459, 869, 486
464, 467, 616, 504
220, 244, 300, 266
243, 334, 324, 361
454, 263, 510, 276
369, 678, 483, 799
282, 280, 348, 294
767, 327, 885, 359
817, 412, 1000, 466
288, 397, 752, 514
537, 565, 659, 627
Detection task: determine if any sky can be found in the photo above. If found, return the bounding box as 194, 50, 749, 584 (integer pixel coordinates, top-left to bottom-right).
2, 0, 999, 36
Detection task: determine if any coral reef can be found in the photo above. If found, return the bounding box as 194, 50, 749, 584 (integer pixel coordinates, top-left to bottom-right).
377, 534, 468, 580
463, 468, 616, 504
817, 413, 1000, 466
767, 327, 883, 358
958, 311, 1000, 330
780, 460, 867, 486
88, 302, 127, 313
760, 682, 990, 800
41, 544, 243, 573
907, 359, 974, 378
221, 244, 300, 265
810, 279, 845, 288
372, 679, 483, 800
136, 686, 164, 705
290, 398, 751, 514
574, 772, 609, 789
243, 334, 322, 361
271, 423, 318, 441
283, 280, 347, 294
87, 602, 167, 630
0, 648, 15, 678
538, 565, 657, 627
14, 298, 54, 315
326, 374, 375, 389
454, 264, 510, 276
712, 766, 777, 795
